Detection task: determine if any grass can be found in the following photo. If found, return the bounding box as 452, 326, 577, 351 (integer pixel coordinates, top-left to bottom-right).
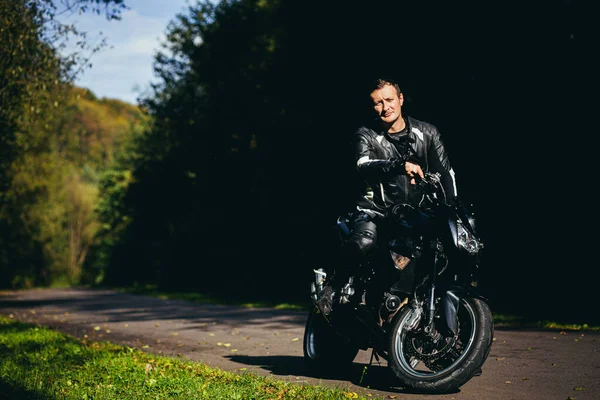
116, 284, 600, 332
0, 315, 374, 400
492, 313, 600, 332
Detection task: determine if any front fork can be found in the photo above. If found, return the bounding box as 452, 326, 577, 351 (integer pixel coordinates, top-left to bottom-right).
413, 247, 446, 341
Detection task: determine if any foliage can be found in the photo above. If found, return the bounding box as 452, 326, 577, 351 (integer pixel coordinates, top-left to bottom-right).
0, 315, 374, 399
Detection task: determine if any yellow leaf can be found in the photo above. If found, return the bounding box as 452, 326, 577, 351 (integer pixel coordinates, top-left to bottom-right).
94, 326, 100, 331
291, 337, 299, 342
217, 342, 223, 346
224, 343, 231, 347
231, 349, 238, 352
142, 345, 150, 349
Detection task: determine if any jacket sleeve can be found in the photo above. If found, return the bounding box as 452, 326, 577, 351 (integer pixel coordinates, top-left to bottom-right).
426, 127, 458, 200
355, 131, 399, 177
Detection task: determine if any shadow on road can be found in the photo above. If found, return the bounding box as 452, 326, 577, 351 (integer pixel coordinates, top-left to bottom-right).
225, 354, 461, 396
0, 289, 307, 330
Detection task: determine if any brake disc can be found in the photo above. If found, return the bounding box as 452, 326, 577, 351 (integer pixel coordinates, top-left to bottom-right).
405, 333, 459, 372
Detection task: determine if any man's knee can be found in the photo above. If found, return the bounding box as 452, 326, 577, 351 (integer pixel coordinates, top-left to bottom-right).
350, 220, 378, 256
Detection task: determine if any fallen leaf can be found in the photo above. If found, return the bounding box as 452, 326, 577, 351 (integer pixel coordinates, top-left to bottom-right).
94, 326, 100, 331
142, 345, 150, 349
496, 357, 505, 361
217, 342, 223, 346
505, 381, 512, 384
223, 343, 231, 347
292, 337, 300, 342
155, 323, 160, 327
231, 349, 238, 352
574, 387, 584, 391
209, 333, 215, 336
145, 364, 152, 374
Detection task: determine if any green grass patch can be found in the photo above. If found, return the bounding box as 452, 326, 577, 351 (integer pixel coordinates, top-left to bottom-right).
492, 313, 600, 331
0, 315, 374, 399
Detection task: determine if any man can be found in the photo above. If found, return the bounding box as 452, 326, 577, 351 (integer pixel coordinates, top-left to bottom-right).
317, 78, 458, 314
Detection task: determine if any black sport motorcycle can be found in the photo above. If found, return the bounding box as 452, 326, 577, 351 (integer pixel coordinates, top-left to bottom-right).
303, 172, 493, 393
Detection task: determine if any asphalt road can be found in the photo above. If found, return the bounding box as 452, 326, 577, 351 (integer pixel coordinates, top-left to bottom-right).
0, 288, 598, 400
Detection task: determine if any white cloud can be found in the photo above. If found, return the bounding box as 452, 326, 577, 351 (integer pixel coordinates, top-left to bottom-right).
55, 1, 192, 104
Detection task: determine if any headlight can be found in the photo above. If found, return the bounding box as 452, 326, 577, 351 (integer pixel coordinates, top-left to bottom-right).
457, 220, 483, 254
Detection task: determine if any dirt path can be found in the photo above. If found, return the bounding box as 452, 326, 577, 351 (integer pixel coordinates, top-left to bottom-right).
1, 288, 599, 400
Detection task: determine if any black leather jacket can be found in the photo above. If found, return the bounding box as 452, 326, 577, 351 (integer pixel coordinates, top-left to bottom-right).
355, 116, 457, 216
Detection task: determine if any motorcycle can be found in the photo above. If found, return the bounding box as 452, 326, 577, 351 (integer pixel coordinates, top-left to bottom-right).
303, 172, 493, 393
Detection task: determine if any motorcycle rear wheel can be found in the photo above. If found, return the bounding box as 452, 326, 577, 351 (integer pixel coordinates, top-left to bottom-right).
388, 297, 493, 393
303, 306, 359, 371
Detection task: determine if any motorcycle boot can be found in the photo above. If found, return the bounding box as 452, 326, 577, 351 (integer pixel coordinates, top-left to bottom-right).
316, 212, 377, 315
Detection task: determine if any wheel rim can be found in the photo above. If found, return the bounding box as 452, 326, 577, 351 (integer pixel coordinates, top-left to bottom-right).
393, 299, 478, 378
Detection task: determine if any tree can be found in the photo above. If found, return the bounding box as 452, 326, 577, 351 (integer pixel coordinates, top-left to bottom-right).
0, 0, 142, 288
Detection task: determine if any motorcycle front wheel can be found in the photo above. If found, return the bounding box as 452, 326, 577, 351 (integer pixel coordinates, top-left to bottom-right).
388, 297, 493, 393
303, 306, 359, 372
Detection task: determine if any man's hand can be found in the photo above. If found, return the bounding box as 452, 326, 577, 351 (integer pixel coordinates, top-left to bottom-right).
405, 161, 424, 185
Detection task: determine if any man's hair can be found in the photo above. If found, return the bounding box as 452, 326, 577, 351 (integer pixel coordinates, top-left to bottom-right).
372, 78, 402, 96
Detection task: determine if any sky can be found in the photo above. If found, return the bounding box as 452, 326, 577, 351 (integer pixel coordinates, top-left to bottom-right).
56, 0, 195, 105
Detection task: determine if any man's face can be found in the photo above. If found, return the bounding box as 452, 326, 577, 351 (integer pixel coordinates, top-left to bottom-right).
370, 84, 404, 125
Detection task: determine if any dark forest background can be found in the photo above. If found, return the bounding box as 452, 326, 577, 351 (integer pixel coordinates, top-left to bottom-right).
1, 0, 595, 324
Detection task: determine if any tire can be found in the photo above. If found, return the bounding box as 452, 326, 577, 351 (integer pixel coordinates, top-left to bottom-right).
387, 297, 494, 393
303, 306, 359, 372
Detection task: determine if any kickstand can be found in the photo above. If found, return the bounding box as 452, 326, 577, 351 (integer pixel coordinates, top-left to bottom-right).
369, 349, 382, 366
